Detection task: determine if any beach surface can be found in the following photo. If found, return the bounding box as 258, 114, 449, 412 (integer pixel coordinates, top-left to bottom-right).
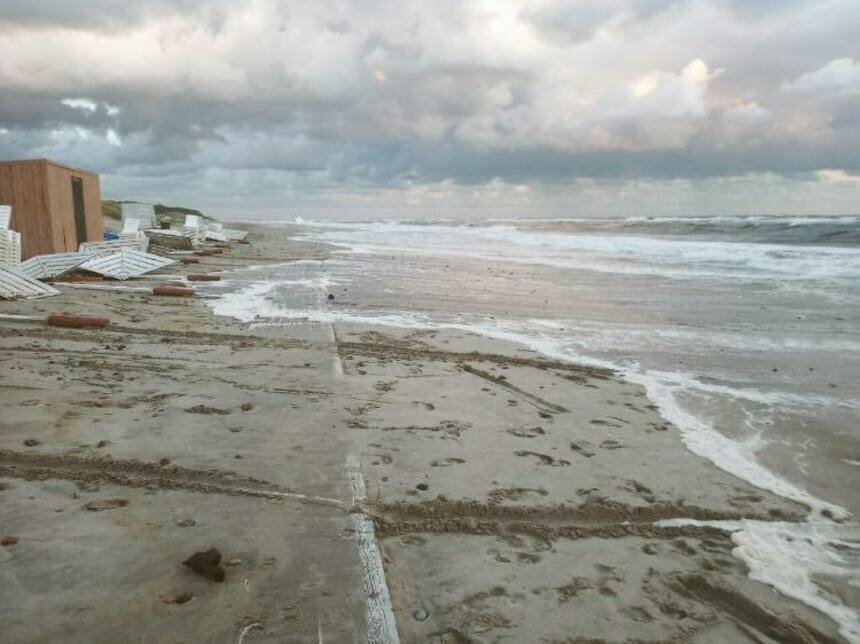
0, 224, 852, 642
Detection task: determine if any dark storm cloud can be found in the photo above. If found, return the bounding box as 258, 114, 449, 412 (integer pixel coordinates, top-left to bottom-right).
0, 0, 857, 215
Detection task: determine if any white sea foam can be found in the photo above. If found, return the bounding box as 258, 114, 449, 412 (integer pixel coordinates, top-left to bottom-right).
527, 318, 860, 356
300, 220, 860, 283
627, 369, 847, 519
211, 280, 282, 322
657, 517, 860, 641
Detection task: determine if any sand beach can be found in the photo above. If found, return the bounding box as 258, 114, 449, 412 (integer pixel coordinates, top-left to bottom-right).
0, 223, 852, 643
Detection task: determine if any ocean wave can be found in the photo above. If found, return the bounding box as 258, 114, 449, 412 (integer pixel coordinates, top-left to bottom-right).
301, 220, 860, 283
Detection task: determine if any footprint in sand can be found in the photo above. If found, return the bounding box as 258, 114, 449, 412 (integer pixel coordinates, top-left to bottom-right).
600, 439, 624, 449
623, 479, 656, 503
515, 451, 570, 466
431, 457, 466, 467
508, 426, 545, 438
488, 487, 549, 503
590, 418, 622, 428
570, 441, 595, 457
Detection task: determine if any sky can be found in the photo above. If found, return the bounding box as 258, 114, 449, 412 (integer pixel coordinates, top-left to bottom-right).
0, 0, 858, 219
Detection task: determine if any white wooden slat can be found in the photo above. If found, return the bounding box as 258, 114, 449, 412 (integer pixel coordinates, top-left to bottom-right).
204, 229, 228, 242
19, 252, 92, 280
222, 229, 247, 241
0, 266, 60, 299
120, 202, 156, 227
77, 248, 176, 280
0, 230, 21, 268
0, 205, 11, 230
80, 237, 148, 253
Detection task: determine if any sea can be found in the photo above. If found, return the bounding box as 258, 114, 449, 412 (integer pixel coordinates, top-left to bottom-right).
209, 215, 860, 640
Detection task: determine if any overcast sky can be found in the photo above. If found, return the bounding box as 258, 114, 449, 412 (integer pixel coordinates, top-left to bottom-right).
0, 0, 858, 219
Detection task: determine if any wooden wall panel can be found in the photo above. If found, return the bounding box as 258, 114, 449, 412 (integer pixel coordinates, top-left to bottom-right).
44, 162, 104, 255
0, 160, 52, 260
46, 163, 75, 253
81, 171, 103, 245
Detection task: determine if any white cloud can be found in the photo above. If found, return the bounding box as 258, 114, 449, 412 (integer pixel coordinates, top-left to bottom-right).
61, 97, 98, 113
782, 58, 860, 97
816, 169, 860, 184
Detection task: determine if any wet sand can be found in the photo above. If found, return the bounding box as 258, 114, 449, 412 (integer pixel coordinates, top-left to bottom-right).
0, 224, 848, 642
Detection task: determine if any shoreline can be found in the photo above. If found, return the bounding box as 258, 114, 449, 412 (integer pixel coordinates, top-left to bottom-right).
0, 222, 853, 642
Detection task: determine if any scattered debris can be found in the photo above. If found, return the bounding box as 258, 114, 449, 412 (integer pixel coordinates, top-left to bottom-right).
186, 274, 220, 281
48, 314, 110, 329
144, 230, 194, 251
186, 405, 230, 415
22, 438, 40, 447
0, 266, 60, 300
121, 218, 142, 234
0, 207, 21, 269
80, 237, 148, 254
416, 483, 429, 491
19, 252, 91, 280
121, 203, 157, 228
77, 248, 175, 280
52, 274, 104, 283
1, 536, 18, 546
225, 558, 242, 566
0, 313, 110, 329
222, 229, 248, 242
183, 548, 226, 582
159, 590, 193, 605
153, 286, 195, 298
83, 498, 129, 512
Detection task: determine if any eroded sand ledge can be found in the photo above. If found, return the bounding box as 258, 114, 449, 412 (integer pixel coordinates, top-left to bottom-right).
0, 224, 847, 643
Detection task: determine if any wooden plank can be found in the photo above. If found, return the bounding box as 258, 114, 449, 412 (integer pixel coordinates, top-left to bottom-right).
78, 248, 176, 280
0, 266, 60, 299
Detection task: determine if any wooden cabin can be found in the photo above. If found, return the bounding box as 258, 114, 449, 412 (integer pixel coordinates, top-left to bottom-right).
0, 159, 103, 260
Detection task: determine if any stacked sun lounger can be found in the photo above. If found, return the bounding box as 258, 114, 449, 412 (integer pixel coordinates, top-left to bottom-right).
80, 236, 148, 254
121, 202, 158, 229
0, 205, 22, 269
